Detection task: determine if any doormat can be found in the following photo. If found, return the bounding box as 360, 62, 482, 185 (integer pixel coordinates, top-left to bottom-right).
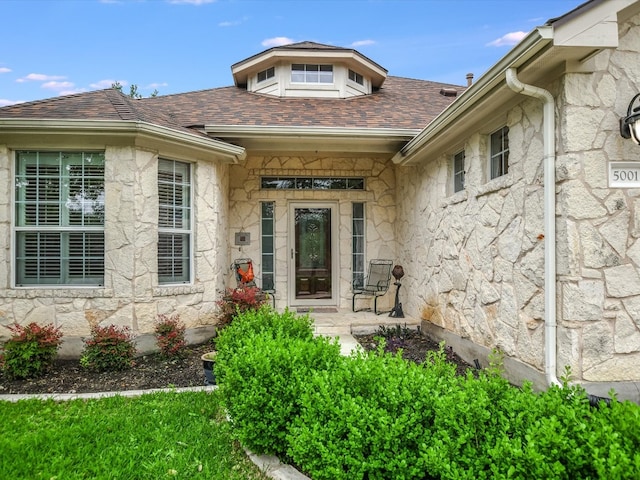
297, 307, 338, 313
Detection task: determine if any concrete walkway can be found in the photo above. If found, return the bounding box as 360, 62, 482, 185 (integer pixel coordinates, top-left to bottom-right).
309, 307, 420, 355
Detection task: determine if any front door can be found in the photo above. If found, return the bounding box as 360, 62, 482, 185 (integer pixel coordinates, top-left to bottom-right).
289, 202, 337, 306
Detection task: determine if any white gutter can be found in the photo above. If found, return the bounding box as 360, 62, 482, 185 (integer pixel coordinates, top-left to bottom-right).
505, 68, 560, 387
204, 125, 419, 140
0, 119, 247, 163
391, 26, 554, 165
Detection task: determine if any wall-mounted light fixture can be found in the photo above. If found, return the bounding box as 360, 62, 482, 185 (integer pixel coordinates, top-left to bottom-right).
620, 93, 640, 144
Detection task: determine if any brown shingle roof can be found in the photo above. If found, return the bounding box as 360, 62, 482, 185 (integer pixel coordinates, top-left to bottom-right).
141, 76, 462, 130
0, 76, 463, 134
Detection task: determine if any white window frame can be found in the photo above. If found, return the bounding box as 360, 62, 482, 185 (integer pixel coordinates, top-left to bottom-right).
453, 150, 465, 193
260, 201, 275, 291
257, 66, 275, 83
157, 159, 193, 285
291, 64, 333, 84
490, 126, 509, 179
348, 69, 364, 86
14, 150, 105, 286
352, 202, 365, 288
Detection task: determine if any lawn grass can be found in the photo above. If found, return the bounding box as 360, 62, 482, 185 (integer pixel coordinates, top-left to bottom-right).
0, 390, 270, 480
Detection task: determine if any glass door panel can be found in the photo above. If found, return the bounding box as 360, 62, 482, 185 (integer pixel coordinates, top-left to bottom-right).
289, 203, 336, 306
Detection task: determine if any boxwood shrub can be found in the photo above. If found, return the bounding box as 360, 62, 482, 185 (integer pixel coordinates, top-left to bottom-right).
215, 307, 342, 456
216, 310, 640, 480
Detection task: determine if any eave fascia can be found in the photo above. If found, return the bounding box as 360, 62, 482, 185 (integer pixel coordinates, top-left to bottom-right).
204, 125, 419, 154
391, 26, 555, 166
0, 118, 247, 163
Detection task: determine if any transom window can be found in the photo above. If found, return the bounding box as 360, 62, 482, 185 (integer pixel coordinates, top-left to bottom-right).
453, 150, 465, 193
490, 126, 509, 179
291, 64, 333, 84
15, 151, 105, 286
348, 69, 364, 86
261, 176, 364, 190
257, 66, 275, 83
158, 159, 192, 284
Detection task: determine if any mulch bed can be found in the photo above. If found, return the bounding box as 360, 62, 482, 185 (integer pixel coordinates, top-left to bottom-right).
1, 330, 475, 396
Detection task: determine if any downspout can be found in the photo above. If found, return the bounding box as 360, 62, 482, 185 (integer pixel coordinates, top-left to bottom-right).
505, 68, 561, 387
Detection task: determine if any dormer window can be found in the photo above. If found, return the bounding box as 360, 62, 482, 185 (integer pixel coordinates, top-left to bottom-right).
257, 66, 275, 83
291, 64, 333, 84
232, 42, 387, 97
348, 69, 364, 86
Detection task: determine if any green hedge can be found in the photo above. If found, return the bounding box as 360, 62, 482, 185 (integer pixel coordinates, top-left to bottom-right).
216, 310, 640, 480
215, 307, 342, 456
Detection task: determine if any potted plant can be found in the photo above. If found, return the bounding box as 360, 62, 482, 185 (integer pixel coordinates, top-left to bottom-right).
201, 350, 217, 385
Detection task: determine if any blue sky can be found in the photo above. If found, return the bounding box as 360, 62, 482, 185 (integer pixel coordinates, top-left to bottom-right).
0, 0, 585, 106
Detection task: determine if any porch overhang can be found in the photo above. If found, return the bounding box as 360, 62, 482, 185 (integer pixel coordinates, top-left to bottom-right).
204, 125, 419, 156
0, 119, 247, 163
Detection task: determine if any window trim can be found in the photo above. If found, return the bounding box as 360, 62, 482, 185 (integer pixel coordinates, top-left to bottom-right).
261, 176, 364, 190
489, 126, 510, 180
260, 202, 275, 292
291, 63, 334, 84
257, 66, 275, 83
352, 202, 365, 289
348, 69, 364, 86
453, 150, 465, 193
14, 150, 105, 287
157, 159, 193, 285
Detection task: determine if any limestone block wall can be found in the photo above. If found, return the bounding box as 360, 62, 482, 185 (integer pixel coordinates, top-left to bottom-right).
397, 98, 548, 375
0, 145, 228, 355
397, 12, 640, 387
554, 12, 640, 383
227, 154, 397, 310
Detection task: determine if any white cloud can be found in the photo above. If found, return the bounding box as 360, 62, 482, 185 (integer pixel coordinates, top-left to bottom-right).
17, 73, 66, 83
42, 81, 75, 90
167, 0, 216, 4
0, 67, 11, 74
146, 82, 168, 89
58, 88, 87, 96
486, 31, 527, 47
350, 39, 376, 48
90, 79, 127, 89
262, 37, 295, 48
0, 99, 25, 107
219, 17, 247, 27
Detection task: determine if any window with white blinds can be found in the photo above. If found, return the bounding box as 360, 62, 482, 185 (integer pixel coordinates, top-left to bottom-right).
15, 151, 105, 286
158, 159, 191, 284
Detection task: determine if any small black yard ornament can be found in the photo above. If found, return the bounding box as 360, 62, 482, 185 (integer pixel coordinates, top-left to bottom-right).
389, 265, 405, 318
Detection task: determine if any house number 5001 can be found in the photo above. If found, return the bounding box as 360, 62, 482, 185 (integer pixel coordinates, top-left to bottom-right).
609, 162, 640, 188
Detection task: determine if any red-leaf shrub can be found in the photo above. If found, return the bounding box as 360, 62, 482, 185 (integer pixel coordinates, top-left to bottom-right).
0, 322, 63, 379
80, 324, 136, 371
216, 286, 268, 327
154, 314, 187, 358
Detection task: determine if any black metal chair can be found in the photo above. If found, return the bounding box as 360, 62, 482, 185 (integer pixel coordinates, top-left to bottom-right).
352, 259, 393, 314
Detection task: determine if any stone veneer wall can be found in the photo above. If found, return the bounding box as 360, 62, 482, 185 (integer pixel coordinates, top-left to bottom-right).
0, 145, 228, 356
227, 154, 397, 310
396, 13, 640, 389
555, 12, 640, 384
